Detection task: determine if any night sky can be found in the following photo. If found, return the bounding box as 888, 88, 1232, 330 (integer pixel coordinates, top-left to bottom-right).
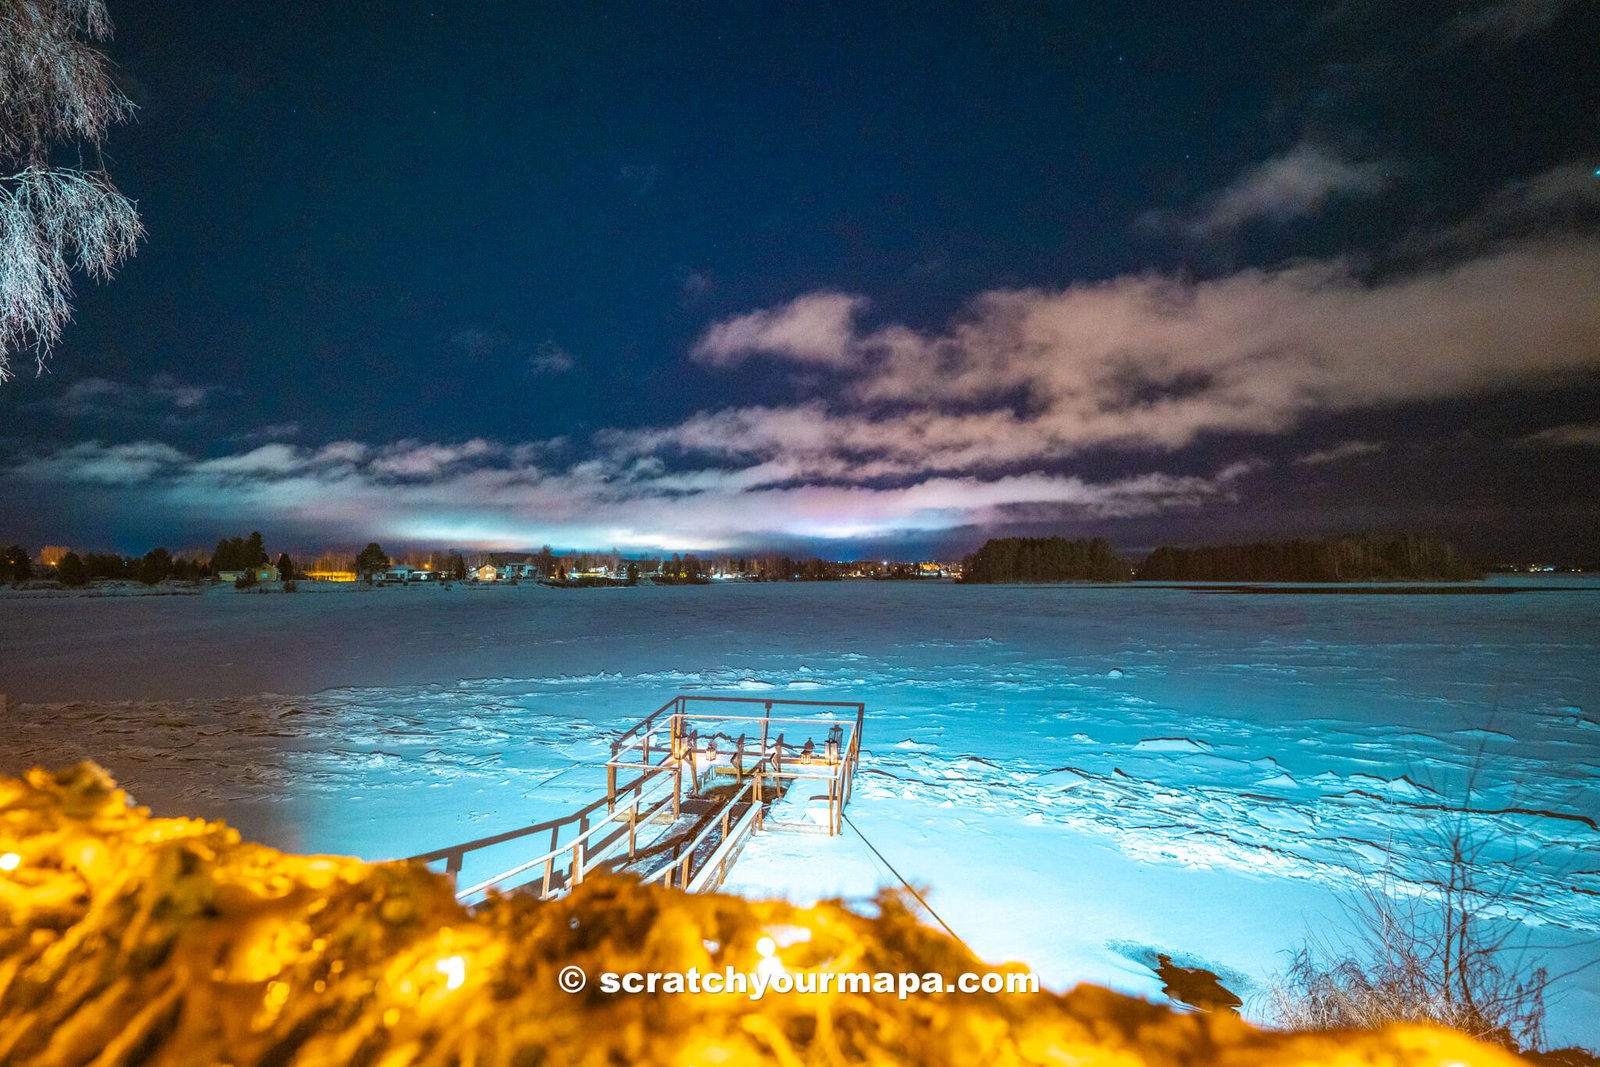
3, 0, 1599, 560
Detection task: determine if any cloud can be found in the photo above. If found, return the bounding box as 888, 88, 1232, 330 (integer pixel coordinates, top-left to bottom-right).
680, 270, 715, 301
1521, 421, 1600, 448
10, 440, 188, 484
1465, 163, 1600, 238
12, 234, 1600, 552
1293, 440, 1385, 465
229, 422, 302, 445
691, 292, 868, 368
1169, 142, 1387, 236
445, 329, 575, 377
1494, 163, 1600, 215
1, 435, 1244, 551
672, 235, 1600, 474
526, 342, 575, 376
445, 328, 509, 361
1450, 0, 1580, 42
1411, 162, 1600, 255
367, 439, 498, 478
38, 374, 224, 420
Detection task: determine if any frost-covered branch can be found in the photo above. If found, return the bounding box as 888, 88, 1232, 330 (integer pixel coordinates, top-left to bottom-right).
0, 165, 142, 377
0, 0, 140, 381
0, 0, 129, 160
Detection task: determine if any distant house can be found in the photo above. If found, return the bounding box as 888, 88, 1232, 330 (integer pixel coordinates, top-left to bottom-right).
379, 565, 436, 583
217, 564, 279, 583
469, 559, 545, 581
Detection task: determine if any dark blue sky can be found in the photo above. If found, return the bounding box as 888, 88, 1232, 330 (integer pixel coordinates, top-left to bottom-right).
2, 1, 1598, 559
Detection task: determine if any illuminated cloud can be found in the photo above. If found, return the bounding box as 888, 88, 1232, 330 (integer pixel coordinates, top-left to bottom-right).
7, 234, 1599, 551
3, 436, 1247, 551
688, 235, 1600, 467
691, 292, 868, 368
1163, 142, 1387, 236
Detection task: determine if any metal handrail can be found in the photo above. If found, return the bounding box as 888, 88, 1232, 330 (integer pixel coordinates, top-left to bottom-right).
454, 767, 680, 899
408, 760, 675, 882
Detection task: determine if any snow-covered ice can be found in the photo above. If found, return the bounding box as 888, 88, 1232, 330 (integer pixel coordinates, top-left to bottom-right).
2, 576, 1596, 1044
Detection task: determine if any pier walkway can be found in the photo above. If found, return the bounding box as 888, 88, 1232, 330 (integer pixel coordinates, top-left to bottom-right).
408, 695, 864, 903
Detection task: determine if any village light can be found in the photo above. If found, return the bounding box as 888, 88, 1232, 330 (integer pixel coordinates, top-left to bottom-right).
436, 954, 467, 991
0, 852, 19, 871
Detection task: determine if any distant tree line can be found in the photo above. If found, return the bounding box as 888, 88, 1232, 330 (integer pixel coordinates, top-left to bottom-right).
39, 548, 212, 587
0, 530, 299, 588
958, 537, 1131, 583
1134, 534, 1479, 582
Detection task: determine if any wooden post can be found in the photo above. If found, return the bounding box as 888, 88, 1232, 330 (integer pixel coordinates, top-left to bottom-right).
673, 762, 682, 820
687, 732, 699, 796
736, 734, 746, 784
572, 841, 584, 886
607, 764, 617, 812
446, 852, 463, 877
628, 800, 639, 859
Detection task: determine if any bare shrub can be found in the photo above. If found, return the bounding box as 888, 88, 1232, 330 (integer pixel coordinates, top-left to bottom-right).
1267, 812, 1552, 1051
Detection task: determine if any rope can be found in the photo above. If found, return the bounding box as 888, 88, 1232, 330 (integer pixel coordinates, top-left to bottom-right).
840, 811, 975, 957
525, 756, 603, 791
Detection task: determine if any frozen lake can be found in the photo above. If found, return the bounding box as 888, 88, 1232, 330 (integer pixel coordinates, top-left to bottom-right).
3, 577, 1597, 1044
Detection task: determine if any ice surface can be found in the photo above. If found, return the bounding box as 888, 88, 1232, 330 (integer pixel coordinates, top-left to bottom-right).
2, 576, 1597, 1043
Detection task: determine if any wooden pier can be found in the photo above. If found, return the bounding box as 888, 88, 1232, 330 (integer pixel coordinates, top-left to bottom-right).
407, 695, 864, 903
